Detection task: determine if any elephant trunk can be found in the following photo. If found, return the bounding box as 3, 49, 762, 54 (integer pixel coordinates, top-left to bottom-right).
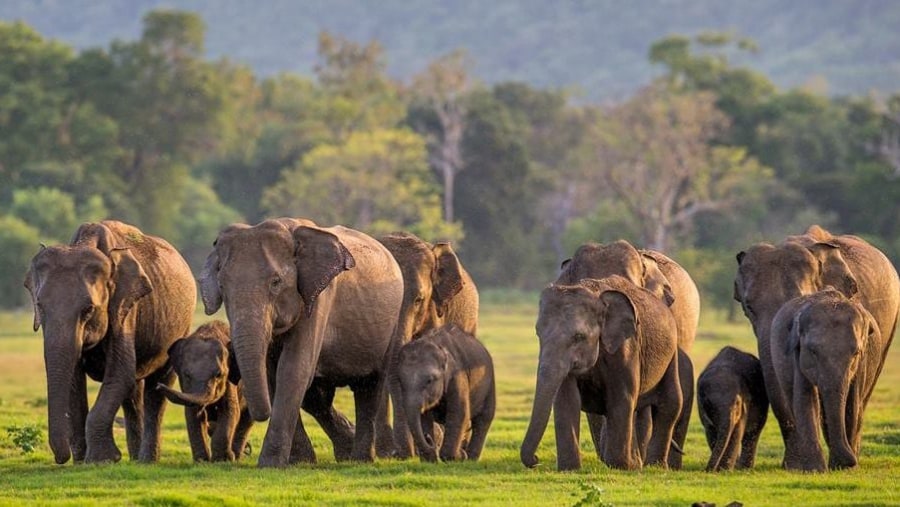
822, 375, 857, 469
43, 323, 82, 464
230, 329, 271, 422
157, 382, 220, 408
520, 362, 568, 468
405, 397, 435, 462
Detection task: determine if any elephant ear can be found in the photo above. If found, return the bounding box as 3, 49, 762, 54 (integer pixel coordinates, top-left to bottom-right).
71, 222, 115, 253
167, 338, 187, 370
199, 240, 222, 315
109, 248, 153, 333
599, 290, 638, 355
558, 258, 573, 283
293, 226, 355, 317
432, 242, 464, 316
786, 302, 811, 357
640, 253, 675, 307
23, 250, 45, 332
807, 242, 859, 298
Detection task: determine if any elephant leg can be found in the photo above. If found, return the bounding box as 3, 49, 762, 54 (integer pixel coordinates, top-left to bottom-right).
722, 417, 745, 470
374, 385, 394, 459
465, 414, 491, 461
645, 360, 682, 469
587, 413, 606, 458
302, 380, 355, 461
85, 334, 139, 463
787, 368, 827, 472
70, 366, 89, 462
554, 375, 583, 471
232, 410, 254, 459
439, 376, 471, 462
138, 368, 173, 462
737, 421, 759, 469
185, 406, 211, 462
603, 392, 640, 470
121, 380, 144, 461
211, 387, 240, 462
288, 414, 316, 464
350, 373, 381, 462
634, 406, 652, 460
758, 332, 800, 468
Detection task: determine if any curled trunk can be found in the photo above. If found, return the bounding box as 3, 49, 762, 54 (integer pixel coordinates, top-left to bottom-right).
157, 383, 219, 407
405, 398, 435, 462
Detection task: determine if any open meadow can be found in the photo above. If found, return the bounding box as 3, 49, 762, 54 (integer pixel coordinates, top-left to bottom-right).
0, 294, 898, 506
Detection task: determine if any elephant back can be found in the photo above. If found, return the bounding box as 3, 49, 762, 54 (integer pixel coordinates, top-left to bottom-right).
640, 250, 700, 353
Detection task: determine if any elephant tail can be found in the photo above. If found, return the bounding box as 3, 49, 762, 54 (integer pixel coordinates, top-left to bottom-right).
670, 438, 684, 455
706, 400, 744, 472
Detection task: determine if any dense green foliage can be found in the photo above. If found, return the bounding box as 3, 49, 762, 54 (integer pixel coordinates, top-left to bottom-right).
1, 12, 899, 317
3, 1, 900, 100
1, 304, 899, 505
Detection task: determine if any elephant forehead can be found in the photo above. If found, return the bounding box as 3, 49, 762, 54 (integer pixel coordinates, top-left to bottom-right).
34, 245, 110, 273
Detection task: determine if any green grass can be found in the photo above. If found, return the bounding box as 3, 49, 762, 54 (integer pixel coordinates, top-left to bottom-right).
1, 302, 898, 506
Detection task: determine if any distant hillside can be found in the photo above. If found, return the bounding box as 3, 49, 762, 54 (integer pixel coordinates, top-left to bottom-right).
2, 0, 899, 101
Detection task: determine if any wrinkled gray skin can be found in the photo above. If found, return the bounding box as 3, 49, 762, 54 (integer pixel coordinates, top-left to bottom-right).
199, 218, 403, 467
398, 325, 495, 463
556, 240, 699, 469
157, 320, 253, 462
24, 220, 195, 464
734, 225, 899, 470
697, 346, 768, 472
379, 232, 479, 459
520, 276, 682, 471
770, 289, 882, 471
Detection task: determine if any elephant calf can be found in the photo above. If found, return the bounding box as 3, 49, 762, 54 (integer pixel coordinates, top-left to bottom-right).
697, 346, 768, 472
770, 288, 882, 471
397, 324, 496, 462
158, 321, 253, 462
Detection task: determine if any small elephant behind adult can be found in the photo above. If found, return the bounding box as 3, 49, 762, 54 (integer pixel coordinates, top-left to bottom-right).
770, 288, 882, 471
157, 320, 253, 462
397, 324, 495, 463
697, 346, 768, 472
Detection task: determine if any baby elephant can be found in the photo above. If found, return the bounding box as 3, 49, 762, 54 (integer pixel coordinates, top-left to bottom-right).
697, 346, 768, 472
397, 324, 496, 462
157, 320, 253, 462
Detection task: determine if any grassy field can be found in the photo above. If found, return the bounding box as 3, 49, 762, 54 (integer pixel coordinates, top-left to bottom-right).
0, 298, 898, 506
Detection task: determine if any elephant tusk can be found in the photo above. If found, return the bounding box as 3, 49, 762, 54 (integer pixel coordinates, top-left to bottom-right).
670, 438, 685, 455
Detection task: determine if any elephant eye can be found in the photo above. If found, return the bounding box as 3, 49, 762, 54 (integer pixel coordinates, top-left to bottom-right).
81, 304, 95, 320
572, 333, 587, 343
270, 276, 283, 292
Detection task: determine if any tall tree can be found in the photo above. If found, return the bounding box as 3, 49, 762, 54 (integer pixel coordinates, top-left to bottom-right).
410, 49, 473, 223
594, 85, 772, 251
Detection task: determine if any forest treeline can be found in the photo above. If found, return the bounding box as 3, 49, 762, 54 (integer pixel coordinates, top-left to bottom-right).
2, 10, 900, 314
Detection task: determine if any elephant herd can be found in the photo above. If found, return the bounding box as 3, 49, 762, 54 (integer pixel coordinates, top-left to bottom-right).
22, 219, 898, 474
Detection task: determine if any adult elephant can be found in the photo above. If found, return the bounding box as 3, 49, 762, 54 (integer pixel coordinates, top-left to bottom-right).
556, 240, 699, 468
199, 218, 403, 467
520, 276, 682, 470
379, 232, 479, 458
733, 225, 900, 470
24, 220, 195, 464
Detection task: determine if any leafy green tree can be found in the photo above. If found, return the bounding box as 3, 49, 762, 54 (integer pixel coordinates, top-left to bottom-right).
262, 128, 460, 240
8, 187, 79, 242
0, 215, 41, 307
171, 177, 243, 271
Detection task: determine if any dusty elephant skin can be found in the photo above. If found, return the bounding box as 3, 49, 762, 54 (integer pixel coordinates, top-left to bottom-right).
520, 275, 682, 471
397, 324, 495, 463
379, 232, 479, 458
734, 225, 900, 470
23, 220, 196, 464
157, 320, 253, 462
770, 289, 882, 471
697, 346, 768, 472
556, 240, 698, 469
199, 218, 403, 467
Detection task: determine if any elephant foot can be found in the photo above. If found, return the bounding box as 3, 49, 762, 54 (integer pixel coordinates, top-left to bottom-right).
333, 442, 354, 461
259, 455, 290, 468
85, 440, 122, 464
350, 447, 375, 463
440, 448, 465, 462
829, 454, 858, 470
521, 451, 539, 468
783, 454, 826, 473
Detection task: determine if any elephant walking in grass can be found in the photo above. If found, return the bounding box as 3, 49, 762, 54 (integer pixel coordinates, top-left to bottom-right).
698, 346, 768, 472
556, 240, 698, 469
199, 218, 403, 467
24, 220, 196, 464
158, 320, 253, 462
734, 225, 899, 470
770, 289, 882, 471
379, 232, 479, 458
520, 276, 682, 471
397, 325, 495, 463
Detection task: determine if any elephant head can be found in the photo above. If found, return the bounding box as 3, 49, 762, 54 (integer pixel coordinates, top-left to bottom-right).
520, 276, 639, 468
380, 232, 468, 342
198, 220, 354, 422
558, 241, 644, 286
24, 240, 151, 464
734, 240, 859, 339
786, 289, 877, 469
397, 337, 451, 462
158, 321, 236, 408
